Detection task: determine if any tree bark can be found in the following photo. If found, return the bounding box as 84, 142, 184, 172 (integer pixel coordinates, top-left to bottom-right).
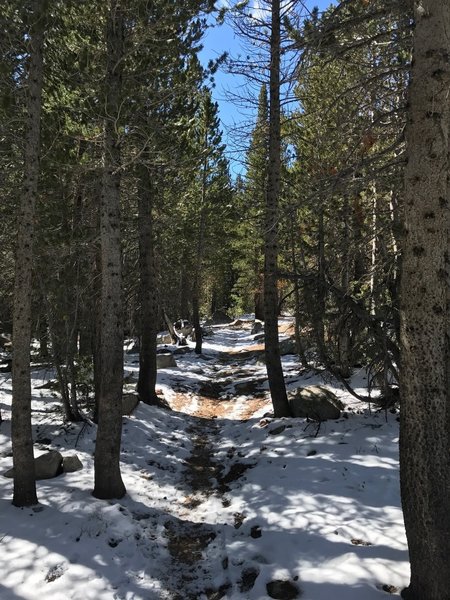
136, 164, 159, 404
399, 2, 450, 598
11, 0, 47, 507
193, 128, 208, 355
93, 0, 126, 500
264, 0, 290, 417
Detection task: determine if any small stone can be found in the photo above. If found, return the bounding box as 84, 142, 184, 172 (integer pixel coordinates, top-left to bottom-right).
266, 580, 301, 599
268, 425, 286, 436
250, 525, 262, 538
307, 450, 317, 457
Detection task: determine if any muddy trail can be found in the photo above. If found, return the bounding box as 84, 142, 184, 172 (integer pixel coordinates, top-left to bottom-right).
157, 323, 282, 598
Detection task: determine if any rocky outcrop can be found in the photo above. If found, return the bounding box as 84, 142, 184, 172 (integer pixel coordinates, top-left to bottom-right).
288, 385, 344, 421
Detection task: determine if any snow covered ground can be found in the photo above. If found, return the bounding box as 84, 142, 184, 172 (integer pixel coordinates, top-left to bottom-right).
0, 322, 409, 599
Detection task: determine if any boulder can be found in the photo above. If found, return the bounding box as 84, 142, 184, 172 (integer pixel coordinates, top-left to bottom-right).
251, 320, 264, 335
266, 580, 301, 599
279, 337, 296, 356
4, 450, 63, 480
62, 455, 83, 473
122, 393, 140, 415
208, 310, 233, 325
156, 353, 177, 369
253, 333, 265, 342
35, 451, 64, 479
157, 331, 173, 345
288, 385, 344, 421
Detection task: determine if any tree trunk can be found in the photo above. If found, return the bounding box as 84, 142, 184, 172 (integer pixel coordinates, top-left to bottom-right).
93, 0, 126, 500
11, 0, 47, 507
193, 130, 208, 355
263, 0, 290, 417
136, 164, 159, 404
399, 2, 450, 598
337, 197, 351, 378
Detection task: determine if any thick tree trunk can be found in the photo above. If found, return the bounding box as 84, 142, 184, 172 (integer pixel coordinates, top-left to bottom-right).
399, 2, 450, 598
136, 165, 159, 404
93, 0, 126, 500
264, 0, 290, 417
11, 0, 46, 507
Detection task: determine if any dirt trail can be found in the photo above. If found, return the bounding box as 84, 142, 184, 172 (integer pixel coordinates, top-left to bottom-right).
162, 327, 272, 598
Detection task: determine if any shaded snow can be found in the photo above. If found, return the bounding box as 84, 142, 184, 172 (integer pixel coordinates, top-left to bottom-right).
0, 324, 409, 599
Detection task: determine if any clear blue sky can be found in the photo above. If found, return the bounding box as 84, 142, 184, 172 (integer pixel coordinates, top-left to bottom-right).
199, 1, 333, 177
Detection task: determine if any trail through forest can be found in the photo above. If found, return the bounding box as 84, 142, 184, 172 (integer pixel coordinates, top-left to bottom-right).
0, 320, 410, 599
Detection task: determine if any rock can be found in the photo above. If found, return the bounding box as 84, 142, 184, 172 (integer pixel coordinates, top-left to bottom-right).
4, 450, 64, 480
239, 566, 259, 592
251, 320, 264, 334
266, 580, 301, 599
122, 393, 140, 415
235, 381, 260, 395
208, 310, 233, 325
124, 339, 139, 354
62, 455, 83, 473
279, 337, 296, 356
156, 353, 177, 369
250, 525, 262, 538
288, 385, 344, 421
253, 332, 265, 342
157, 331, 173, 345
173, 346, 191, 355
268, 425, 286, 436
35, 451, 64, 479
0, 359, 12, 373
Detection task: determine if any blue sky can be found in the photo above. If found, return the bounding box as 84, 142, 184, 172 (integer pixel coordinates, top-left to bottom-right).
199, 1, 333, 177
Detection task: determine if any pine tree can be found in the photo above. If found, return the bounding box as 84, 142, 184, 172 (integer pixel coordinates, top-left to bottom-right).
11, 0, 47, 508
93, 0, 126, 500
399, 1, 450, 597
232, 84, 268, 319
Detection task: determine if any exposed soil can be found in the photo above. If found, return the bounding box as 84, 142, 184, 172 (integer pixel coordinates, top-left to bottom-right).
162, 330, 275, 598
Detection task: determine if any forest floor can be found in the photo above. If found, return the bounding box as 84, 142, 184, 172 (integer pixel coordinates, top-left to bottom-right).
0, 319, 410, 599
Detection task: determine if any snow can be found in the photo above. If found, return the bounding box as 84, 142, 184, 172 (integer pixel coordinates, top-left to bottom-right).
0, 323, 410, 599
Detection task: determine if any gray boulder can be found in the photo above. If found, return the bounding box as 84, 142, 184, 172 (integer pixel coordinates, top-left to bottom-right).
288, 385, 344, 421
279, 337, 296, 356
62, 455, 83, 473
157, 353, 177, 369
4, 450, 63, 480
122, 393, 140, 415
34, 451, 64, 479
